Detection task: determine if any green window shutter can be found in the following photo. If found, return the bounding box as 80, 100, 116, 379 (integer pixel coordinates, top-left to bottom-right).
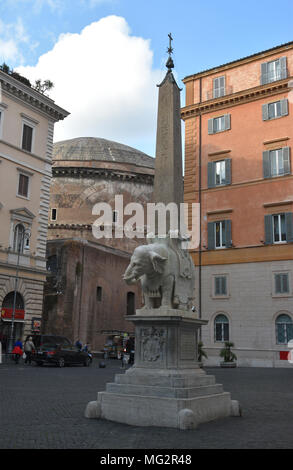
261, 62, 268, 85
279, 57, 287, 79
221, 276, 227, 295
225, 158, 231, 185
262, 103, 269, 121
282, 274, 289, 293
285, 212, 293, 242
225, 220, 232, 248
207, 222, 215, 250
282, 147, 290, 175
224, 114, 231, 130
264, 215, 273, 244
208, 118, 214, 135
208, 161, 215, 188
263, 150, 271, 178
280, 99, 288, 117
275, 274, 282, 293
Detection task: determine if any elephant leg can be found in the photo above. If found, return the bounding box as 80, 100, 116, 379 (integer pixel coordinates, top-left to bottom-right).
142, 294, 154, 309
161, 276, 174, 308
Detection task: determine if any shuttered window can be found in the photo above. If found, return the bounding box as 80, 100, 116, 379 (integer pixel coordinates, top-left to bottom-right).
208, 159, 231, 188
215, 276, 227, 296
261, 57, 287, 85
208, 220, 232, 250
262, 99, 288, 120
275, 273, 289, 294
264, 213, 293, 244
22, 124, 33, 152
213, 76, 225, 98
263, 147, 290, 178
17, 173, 29, 197
208, 114, 231, 134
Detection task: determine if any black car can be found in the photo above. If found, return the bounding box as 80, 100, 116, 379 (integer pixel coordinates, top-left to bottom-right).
32, 336, 91, 367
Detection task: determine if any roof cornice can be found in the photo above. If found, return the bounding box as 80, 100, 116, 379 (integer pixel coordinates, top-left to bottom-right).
0, 71, 69, 122
52, 166, 154, 185
183, 41, 293, 83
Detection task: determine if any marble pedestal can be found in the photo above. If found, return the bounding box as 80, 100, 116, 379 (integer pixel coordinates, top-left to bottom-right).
85, 309, 240, 429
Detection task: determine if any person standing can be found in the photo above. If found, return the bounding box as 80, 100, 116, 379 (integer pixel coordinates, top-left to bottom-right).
12, 338, 23, 364
24, 336, 35, 365
75, 339, 82, 351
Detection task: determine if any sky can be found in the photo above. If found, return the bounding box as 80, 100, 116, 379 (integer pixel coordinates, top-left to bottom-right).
0, 0, 293, 156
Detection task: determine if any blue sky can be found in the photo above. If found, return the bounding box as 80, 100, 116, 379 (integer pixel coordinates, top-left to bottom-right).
0, 0, 292, 155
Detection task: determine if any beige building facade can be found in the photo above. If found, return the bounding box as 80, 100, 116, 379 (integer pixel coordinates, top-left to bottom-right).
0, 69, 68, 350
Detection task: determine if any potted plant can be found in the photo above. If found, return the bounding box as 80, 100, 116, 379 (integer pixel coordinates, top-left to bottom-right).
198, 341, 208, 367
219, 341, 237, 368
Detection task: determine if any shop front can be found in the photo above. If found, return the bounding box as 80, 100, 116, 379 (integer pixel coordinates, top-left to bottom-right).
0, 292, 25, 352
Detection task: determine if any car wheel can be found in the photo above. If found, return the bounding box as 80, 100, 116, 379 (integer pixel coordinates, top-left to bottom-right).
83, 357, 91, 367
57, 357, 65, 368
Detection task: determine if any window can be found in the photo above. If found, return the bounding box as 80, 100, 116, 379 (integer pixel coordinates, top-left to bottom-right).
21, 123, 34, 152
262, 99, 288, 121
17, 173, 29, 198
127, 292, 135, 315
276, 314, 293, 344
13, 223, 25, 252
0, 110, 3, 138
207, 159, 231, 187
263, 147, 290, 178
261, 57, 287, 85
97, 286, 102, 301
214, 276, 227, 296
51, 208, 57, 221
214, 314, 229, 342
275, 273, 289, 294
213, 76, 225, 98
264, 213, 293, 244
273, 214, 287, 243
215, 221, 226, 249
208, 114, 231, 134
208, 220, 232, 250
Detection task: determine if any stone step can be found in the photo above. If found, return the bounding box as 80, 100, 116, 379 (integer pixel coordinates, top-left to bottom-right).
115, 372, 216, 388
106, 382, 224, 399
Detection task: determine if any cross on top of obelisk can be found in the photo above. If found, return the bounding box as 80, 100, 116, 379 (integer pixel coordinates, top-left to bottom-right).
166, 32, 174, 71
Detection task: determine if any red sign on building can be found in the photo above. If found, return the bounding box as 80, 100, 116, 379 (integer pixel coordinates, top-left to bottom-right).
1, 308, 25, 320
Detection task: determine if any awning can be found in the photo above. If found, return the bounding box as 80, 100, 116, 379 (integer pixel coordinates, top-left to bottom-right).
1, 308, 25, 321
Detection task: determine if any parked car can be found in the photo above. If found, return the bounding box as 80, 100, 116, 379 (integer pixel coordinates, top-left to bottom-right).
31, 334, 71, 349
32, 338, 91, 367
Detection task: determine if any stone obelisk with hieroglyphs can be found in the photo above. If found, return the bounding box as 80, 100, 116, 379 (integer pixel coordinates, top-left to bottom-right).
153, 33, 183, 211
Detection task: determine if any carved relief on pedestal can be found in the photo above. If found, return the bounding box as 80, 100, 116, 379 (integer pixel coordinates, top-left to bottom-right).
141, 327, 166, 362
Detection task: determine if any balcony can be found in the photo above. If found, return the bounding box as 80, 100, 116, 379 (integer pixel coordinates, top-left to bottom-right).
206, 85, 233, 101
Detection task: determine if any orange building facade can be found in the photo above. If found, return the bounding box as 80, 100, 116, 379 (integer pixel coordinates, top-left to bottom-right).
182, 41, 293, 367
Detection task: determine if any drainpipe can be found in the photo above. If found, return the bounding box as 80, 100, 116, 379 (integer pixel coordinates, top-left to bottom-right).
198, 77, 202, 335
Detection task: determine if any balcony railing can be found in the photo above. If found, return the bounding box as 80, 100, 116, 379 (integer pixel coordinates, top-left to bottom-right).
206, 85, 233, 101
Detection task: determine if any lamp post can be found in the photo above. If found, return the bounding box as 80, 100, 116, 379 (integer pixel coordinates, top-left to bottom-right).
7, 227, 31, 354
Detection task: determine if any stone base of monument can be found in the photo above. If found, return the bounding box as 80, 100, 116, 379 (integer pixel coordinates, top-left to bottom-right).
85, 310, 241, 429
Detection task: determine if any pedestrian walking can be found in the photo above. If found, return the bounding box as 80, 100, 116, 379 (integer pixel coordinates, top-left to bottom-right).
75, 339, 82, 350
24, 336, 35, 365
12, 338, 23, 364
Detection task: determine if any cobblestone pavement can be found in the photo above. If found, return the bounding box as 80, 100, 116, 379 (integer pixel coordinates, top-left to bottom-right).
1, 358, 293, 449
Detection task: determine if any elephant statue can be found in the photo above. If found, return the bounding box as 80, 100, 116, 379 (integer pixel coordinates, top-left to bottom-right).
123, 233, 196, 311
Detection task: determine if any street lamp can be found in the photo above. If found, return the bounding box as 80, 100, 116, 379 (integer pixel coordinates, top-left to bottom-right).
7, 227, 31, 354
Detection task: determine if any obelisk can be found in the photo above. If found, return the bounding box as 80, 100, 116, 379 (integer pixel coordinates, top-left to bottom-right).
153, 33, 184, 211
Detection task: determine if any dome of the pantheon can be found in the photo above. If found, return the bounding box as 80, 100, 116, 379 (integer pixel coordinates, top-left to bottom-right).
53, 137, 155, 170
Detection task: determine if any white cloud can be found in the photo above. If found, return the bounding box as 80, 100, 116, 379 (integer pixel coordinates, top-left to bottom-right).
0, 17, 29, 63
17, 16, 164, 155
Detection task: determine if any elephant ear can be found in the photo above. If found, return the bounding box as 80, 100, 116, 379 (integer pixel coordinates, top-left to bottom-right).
150, 251, 167, 274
